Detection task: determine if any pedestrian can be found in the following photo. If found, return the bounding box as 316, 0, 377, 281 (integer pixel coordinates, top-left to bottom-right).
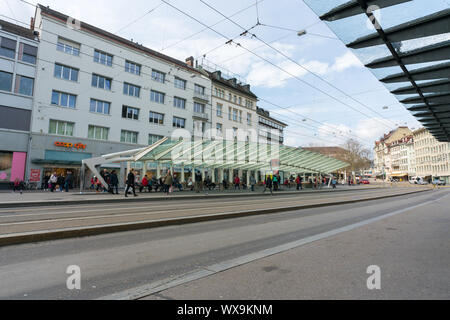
250, 175, 256, 192
187, 177, 194, 191
110, 170, 119, 194
57, 174, 65, 192
64, 171, 73, 193
263, 175, 273, 195
125, 169, 137, 197
234, 176, 240, 190
49, 172, 58, 192
195, 170, 202, 193
42, 173, 50, 191
332, 177, 337, 189
140, 175, 150, 193
272, 174, 278, 191
296, 175, 301, 190
13, 178, 23, 194
163, 170, 173, 195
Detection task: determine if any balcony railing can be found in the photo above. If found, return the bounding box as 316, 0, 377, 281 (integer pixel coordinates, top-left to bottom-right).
193, 91, 210, 102
193, 111, 209, 120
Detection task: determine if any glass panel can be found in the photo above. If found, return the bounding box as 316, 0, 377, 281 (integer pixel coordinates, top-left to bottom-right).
91, 75, 97, 87
103, 102, 110, 114
62, 66, 70, 80
49, 120, 57, 134
105, 79, 111, 90
57, 122, 65, 135
96, 101, 103, 113
60, 93, 68, 106
69, 95, 76, 108
98, 76, 104, 89
0, 71, 12, 91
51, 91, 59, 105
54, 64, 62, 78
90, 99, 96, 112
66, 123, 74, 136
88, 126, 94, 139
70, 69, 78, 82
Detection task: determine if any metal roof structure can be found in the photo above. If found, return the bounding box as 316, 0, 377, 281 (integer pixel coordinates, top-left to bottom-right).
304, 0, 450, 142
82, 138, 348, 189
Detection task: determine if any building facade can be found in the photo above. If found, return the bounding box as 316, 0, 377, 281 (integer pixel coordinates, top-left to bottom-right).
0, 19, 39, 189
414, 128, 450, 183
256, 107, 286, 145
29, 5, 211, 186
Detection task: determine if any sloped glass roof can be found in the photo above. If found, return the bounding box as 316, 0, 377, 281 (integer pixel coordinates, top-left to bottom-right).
304, 0, 450, 142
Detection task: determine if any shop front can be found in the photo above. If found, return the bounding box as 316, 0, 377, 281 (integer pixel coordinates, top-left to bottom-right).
0, 151, 27, 190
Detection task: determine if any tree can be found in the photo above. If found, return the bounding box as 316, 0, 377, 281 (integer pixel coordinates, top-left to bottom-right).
340, 139, 372, 172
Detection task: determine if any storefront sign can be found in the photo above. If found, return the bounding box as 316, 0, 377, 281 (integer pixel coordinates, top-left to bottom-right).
29, 169, 41, 182
54, 141, 86, 150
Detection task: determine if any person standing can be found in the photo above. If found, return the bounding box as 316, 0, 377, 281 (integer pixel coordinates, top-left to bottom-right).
234, 176, 240, 190
250, 175, 256, 192
57, 173, 65, 192
140, 175, 150, 193
164, 170, 173, 195
49, 172, 58, 192
110, 170, 119, 194
272, 174, 278, 191
125, 169, 137, 197
64, 171, 73, 193
195, 170, 202, 193
295, 175, 301, 190
42, 173, 50, 191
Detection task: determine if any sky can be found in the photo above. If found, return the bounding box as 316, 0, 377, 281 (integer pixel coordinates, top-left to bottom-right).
0, 0, 430, 152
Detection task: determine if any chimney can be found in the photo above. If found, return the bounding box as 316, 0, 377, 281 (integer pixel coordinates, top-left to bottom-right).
30, 17, 35, 30
229, 78, 237, 87
185, 56, 194, 67
242, 84, 250, 92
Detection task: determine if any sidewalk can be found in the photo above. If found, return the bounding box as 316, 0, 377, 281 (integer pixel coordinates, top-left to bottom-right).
0, 184, 388, 208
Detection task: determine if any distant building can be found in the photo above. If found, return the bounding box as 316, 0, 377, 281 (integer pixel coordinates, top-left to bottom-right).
413, 127, 450, 184
0, 19, 39, 189
256, 107, 287, 145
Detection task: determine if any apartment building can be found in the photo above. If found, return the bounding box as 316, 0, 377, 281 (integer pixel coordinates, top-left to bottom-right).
207, 70, 258, 142
0, 19, 39, 189
389, 136, 415, 179
414, 127, 450, 183
256, 107, 286, 145
29, 5, 211, 186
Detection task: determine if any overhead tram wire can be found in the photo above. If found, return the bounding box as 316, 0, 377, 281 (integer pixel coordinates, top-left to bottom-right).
1, 12, 371, 146
161, 0, 266, 51
0, 16, 349, 145
158, 1, 390, 145
197, 0, 398, 130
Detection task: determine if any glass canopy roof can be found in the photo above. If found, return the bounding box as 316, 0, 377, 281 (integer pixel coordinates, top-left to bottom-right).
304, 0, 450, 142
112, 137, 349, 174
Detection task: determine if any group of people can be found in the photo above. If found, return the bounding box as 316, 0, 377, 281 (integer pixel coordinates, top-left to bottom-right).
124, 169, 180, 197
43, 171, 74, 193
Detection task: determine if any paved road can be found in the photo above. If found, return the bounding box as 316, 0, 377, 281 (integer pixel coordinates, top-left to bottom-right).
0, 187, 428, 236
0, 188, 447, 299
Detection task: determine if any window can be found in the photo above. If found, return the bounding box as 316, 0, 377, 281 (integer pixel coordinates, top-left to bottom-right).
238, 97, 242, 105
49, 119, 74, 136
121, 130, 138, 144
92, 74, 112, 90
194, 102, 205, 113
194, 84, 205, 95
123, 83, 140, 97
174, 77, 186, 89
150, 90, 165, 104
57, 38, 80, 56
125, 60, 141, 75
228, 93, 232, 101
122, 105, 139, 120
15, 75, 34, 96
239, 110, 242, 123
152, 70, 165, 83
88, 125, 109, 140
233, 95, 237, 103
0, 37, 16, 59
51, 90, 76, 108
0, 71, 13, 92
90, 99, 110, 115
217, 103, 222, 117
18, 43, 37, 64
149, 134, 164, 145
173, 116, 186, 128
232, 109, 238, 122
173, 97, 186, 109
54, 63, 79, 82
228, 106, 232, 120
216, 123, 222, 135
149, 111, 164, 125
247, 113, 252, 125
94, 49, 113, 66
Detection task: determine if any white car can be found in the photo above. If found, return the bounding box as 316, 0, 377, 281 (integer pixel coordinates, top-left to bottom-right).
432, 179, 446, 186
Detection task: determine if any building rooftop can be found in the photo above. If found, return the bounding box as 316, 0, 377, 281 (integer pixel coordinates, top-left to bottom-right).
37, 4, 202, 75
206, 70, 258, 99
0, 19, 38, 41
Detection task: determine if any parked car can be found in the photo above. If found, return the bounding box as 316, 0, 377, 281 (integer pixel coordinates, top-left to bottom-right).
361, 179, 370, 184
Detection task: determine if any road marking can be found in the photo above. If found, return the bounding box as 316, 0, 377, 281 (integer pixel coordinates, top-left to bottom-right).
98, 191, 449, 300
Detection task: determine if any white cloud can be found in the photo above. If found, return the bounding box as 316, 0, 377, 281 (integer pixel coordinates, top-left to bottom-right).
330, 51, 363, 72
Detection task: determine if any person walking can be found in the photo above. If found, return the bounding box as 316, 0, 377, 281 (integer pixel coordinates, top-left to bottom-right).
263, 175, 273, 195
163, 170, 173, 195
125, 169, 137, 197
13, 178, 23, 194
272, 174, 278, 191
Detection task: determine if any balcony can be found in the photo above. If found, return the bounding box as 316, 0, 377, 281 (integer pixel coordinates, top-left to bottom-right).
193, 111, 209, 121
193, 91, 210, 102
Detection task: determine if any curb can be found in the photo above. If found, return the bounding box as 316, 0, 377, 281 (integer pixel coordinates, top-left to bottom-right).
0, 186, 387, 208
0, 188, 431, 247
